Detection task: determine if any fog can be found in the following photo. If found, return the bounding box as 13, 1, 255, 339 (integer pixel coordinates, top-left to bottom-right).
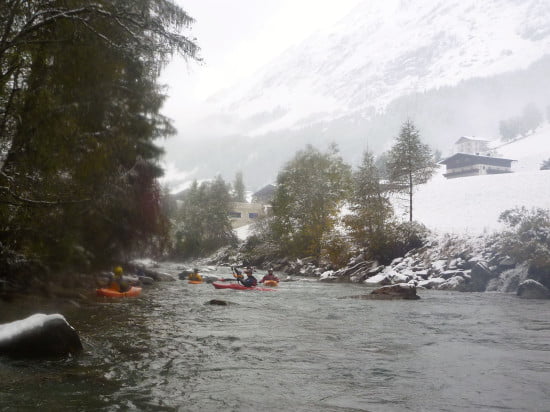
159, 0, 550, 193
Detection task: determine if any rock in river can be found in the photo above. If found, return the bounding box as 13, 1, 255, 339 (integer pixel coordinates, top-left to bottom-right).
0, 314, 82, 358
517, 280, 550, 299
368, 283, 421, 300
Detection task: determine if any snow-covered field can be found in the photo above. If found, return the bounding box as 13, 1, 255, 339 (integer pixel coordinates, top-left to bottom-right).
408, 125, 550, 234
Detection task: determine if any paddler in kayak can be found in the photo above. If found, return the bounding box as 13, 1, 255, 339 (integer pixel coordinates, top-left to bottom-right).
259, 268, 279, 283
188, 268, 203, 282
235, 267, 257, 287
109, 266, 131, 293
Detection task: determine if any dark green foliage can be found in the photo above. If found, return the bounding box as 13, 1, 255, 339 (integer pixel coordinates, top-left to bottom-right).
344, 151, 393, 255
498, 207, 550, 288
386, 120, 436, 222
232, 171, 246, 202
270, 144, 352, 259
0, 1, 199, 276
373, 221, 429, 264
374, 151, 389, 180
175, 177, 237, 258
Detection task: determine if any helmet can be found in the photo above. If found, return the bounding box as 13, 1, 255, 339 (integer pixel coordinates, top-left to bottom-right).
245, 267, 253, 275
114, 266, 123, 276
193, 268, 199, 273
268, 268, 274, 273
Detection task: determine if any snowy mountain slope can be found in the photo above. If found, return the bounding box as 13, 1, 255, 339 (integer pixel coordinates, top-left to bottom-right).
494, 123, 550, 172
406, 125, 550, 234
210, 0, 550, 136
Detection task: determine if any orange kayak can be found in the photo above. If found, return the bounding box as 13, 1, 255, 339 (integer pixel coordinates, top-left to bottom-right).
263, 280, 279, 287
96, 286, 142, 298
188, 280, 203, 284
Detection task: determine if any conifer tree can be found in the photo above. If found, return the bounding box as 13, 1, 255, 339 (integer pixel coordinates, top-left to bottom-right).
386, 120, 436, 222
233, 171, 246, 202
0, 0, 200, 273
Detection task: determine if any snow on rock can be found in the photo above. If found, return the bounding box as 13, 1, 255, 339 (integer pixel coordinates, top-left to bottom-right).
517, 279, 550, 299
0, 314, 82, 358
364, 272, 391, 286
418, 277, 447, 289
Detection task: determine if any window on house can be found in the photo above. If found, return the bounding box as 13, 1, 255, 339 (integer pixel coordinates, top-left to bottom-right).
248, 213, 259, 219
229, 212, 242, 218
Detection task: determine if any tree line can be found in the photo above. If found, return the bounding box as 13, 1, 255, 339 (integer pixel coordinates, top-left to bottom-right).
262, 119, 436, 265
0, 1, 199, 284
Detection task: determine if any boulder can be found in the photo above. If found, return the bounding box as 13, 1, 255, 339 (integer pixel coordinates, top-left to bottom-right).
517, 280, 550, 299
418, 277, 446, 289
0, 314, 82, 358
368, 283, 420, 300
319, 270, 338, 282
466, 262, 495, 292
138, 276, 155, 285
206, 299, 230, 306
438, 276, 466, 291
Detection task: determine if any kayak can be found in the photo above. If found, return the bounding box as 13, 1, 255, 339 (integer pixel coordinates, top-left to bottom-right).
263, 280, 279, 287
212, 282, 276, 291
188, 280, 203, 284
96, 286, 142, 298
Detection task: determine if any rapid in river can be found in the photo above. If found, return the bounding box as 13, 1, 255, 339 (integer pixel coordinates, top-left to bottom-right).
1, 265, 549, 411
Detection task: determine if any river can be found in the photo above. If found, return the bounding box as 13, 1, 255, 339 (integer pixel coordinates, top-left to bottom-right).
1, 266, 549, 411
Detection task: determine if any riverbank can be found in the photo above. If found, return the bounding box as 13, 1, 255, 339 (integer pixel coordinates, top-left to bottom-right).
200, 231, 550, 299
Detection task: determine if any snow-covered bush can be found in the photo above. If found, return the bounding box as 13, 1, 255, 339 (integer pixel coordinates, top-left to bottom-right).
497, 207, 550, 288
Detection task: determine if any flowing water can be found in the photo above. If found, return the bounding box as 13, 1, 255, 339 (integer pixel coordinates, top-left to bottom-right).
1, 267, 549, 411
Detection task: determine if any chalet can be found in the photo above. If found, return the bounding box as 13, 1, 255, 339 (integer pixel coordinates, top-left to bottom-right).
453, 136, 490, 155
228, 202, 269, 229
439, 153, 515, 179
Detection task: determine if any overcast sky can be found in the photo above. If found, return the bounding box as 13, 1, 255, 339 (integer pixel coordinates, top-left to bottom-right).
158, 0, 362, 189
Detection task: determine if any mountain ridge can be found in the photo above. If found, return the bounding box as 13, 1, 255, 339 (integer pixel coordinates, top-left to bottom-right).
209, 0, 550, 136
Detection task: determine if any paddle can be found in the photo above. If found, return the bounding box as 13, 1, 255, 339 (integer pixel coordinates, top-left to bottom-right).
218, 267, 243, 282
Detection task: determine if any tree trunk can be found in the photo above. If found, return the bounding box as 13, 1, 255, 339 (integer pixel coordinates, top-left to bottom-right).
409, 172, 413, 222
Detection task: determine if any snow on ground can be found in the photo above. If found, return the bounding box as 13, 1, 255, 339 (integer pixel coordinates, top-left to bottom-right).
410, 170, 550, 234
234, 224, 253, 241
408, 126, 550, 234
494, 123, 550, 172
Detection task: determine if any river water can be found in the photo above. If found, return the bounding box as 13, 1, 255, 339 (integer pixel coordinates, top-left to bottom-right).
1, 267, 549, 411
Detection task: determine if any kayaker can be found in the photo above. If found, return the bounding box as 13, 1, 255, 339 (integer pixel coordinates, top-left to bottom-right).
109, 266, 130, 293
188, 268, 203, 282
260, 268, 279, 283
237, 267, 257, 287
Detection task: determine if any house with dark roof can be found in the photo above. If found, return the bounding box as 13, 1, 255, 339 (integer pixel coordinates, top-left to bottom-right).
251, 184, 276, 204
439, 153, 515, 179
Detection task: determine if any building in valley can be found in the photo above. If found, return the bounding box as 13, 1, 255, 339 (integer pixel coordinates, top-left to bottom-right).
228, 202, 270, 229
453, 136, 491, 155
439, 153, 515, 179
